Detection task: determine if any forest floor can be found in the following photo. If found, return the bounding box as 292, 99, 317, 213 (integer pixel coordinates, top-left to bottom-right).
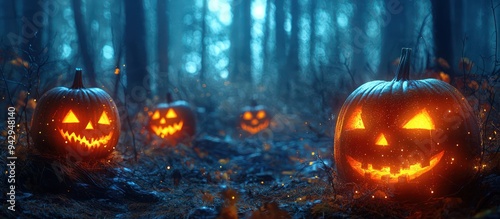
1, 123, 500, 218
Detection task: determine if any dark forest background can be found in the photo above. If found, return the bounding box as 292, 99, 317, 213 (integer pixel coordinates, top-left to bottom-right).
0, 0, 499, 141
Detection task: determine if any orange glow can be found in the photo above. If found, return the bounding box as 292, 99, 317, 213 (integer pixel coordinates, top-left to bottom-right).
403, 109, 435, 130
62, 110, 80, 123
166, 109, 178, 118
375, 133, 388, 146
256, 110, 266, 119
85, 121, 94, 130
251, 119, 259, 125
98, 112, 111, 125
346, 108, 365, 130
243, 111, 253, 120
151, 121, 184, 137
59, 129, 113, 148
346, 151, 445, 183
152, 110, 161, 120
241, 120, 269, 134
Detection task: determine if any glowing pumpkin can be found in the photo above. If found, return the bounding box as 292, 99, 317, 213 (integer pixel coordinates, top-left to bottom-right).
148, 93, 196, 145
334, 48, 480, 197
239, 101, 270, 134
31, 69, 120, 160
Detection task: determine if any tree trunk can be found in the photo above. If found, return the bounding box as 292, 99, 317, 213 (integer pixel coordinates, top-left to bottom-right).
124, 0, 149, 101
71, 0, 97, 87
431, 0, 454, 75
274, 0, 286, 98
377, 0, 407, 79
3, 0, 17, 36
261, 0, 272, 85
200, 0, 208, 82
157, 0, 169, 91
229, 0, 252, 83
281, 0, 300, 101
18, 0, 44, 56
308, 0, 317, 75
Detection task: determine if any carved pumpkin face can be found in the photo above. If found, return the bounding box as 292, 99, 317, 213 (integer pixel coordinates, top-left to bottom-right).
148, 98, 196, 145
59, 109, 114, 148
334, 49, 480, 197
239, 105, 270, 134
344, 107, 446, 183
31, 69, 120, 160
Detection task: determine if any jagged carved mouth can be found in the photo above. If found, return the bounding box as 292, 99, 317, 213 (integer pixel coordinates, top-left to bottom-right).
59, 129, 113, 148
151, 121, 184, 138
346, 151, 445, 183
241, 120, 269, 134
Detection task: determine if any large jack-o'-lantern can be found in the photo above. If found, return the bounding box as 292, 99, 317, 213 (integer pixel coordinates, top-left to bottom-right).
148, 93, 196, 145
334, 48, 480, 197
239, 100, 270, 135
31, 69, 120, 160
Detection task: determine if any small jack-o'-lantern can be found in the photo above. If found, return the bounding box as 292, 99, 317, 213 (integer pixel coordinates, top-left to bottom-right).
239, 100, 270, 134
334, 48, 480, 197
31, 69, 120, 160
148, 93, 196, 145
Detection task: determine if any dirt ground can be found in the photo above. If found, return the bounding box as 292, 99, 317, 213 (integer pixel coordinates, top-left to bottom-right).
1, 123, 500, 218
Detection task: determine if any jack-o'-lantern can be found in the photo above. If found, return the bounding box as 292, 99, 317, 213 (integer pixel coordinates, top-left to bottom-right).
239, 100, 270, 134
31, 69, 120, 160
148, 93, 196, 145
334, 48, 480, 197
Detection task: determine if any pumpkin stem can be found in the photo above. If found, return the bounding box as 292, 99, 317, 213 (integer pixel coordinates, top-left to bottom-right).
71, 68, 85, 89
166, 92, 173, 103
395, 48, 412, 81
250, 99, 258, 107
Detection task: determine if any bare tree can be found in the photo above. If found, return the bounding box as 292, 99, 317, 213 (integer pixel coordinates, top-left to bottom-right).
431, 0, 454, 74
274, 0, 286, 99
200, 0, 208, 82
308, 0, 318, 75
229, 0, 252, 83
71, 0, 97, 86
261, 0, 272, 85
124, 0, 149, 101
157, 0, 169, 91
2, 0, 17, 36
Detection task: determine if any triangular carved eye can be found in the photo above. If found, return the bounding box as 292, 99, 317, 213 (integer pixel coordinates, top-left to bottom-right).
152, 110, 160, 120
403, 109, 435, 130
62, 110, 80, 123
166, 109, 177, 119
345, 108, 365, 130
98, 111, 110, 125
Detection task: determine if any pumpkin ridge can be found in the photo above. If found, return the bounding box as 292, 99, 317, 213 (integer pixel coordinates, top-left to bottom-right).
355, 81, 384, 104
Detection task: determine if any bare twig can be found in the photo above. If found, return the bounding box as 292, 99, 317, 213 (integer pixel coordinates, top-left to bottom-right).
119, 78, 138, 162
342, 55, 355, 87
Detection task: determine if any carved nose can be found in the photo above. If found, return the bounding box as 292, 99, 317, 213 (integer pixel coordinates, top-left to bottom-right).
375, 133, 388, 146
251, 119, 259, 125
85, 121, 94, 130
